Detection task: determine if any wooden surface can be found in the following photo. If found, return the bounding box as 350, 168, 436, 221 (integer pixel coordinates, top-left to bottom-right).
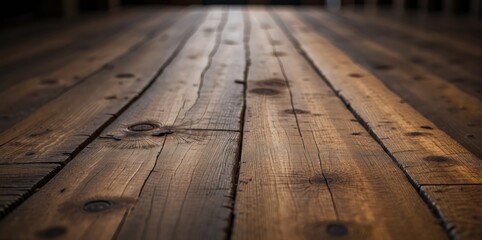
0, 6, 480, 240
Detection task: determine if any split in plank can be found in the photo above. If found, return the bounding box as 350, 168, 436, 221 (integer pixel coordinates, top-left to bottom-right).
296, 8, 481, 158
233, 8, 446, 240
273, 8, 481, 238
0, 7, 247, 240
0, 9, 204, 217
0, 8, 183, 133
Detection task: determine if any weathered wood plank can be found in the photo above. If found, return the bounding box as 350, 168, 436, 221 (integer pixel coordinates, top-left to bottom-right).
338, 9, 481, 74
360, 9, 482, 45
332, 10, 481, 98
0, 131, 239, 239
0, 164, 60, 217
273, 8, 481, 238
0, 8, 184, 92
0, 10, 203, 164
0, 9, 184, 133
233, 8, 447, 240
0, 7, 247, 239
340, 8, 481, 61
0, 9, 204, 217
297, 9, 481, 158
275, 8, 481, 185
421, 185, 482, 239
0, 8, 156, 71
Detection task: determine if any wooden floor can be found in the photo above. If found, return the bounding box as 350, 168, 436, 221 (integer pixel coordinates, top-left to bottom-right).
0, 6, 480, 240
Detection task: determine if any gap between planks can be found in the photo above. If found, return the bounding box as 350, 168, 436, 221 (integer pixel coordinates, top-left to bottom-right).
0, 7, 248, 240
0, 9, 206, 218
271, 8, 481, 239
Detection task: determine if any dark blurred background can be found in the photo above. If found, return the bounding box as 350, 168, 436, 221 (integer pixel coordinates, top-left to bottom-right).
0, 0, 480, 25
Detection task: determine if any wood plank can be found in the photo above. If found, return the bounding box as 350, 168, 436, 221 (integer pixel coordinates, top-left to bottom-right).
233, 8, 447, 240
340, 8, 481, 61
365, 10, 482, 45
298, 9, 481, 158
0, 7, 247, 239
0, 164, 60, 217
0, 9, 204, 216
0, 8, 155, 70
0, 8, 168, 93
0, 8, 132, 47
272, 11, 482, 239
0, 131, 239, 239
274, 8, 482, 185
334, 10, 481, 98
421, 185, 482, 239
0, 8, 181, 133
340, 9, 481, 70
274, 8, 482, 239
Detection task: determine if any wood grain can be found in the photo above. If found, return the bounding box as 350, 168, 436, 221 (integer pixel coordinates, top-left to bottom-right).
299, 9, 481, 158
233, 8, 447, 240
0, 8, 182, 133
0, 164, 60, 217
421, 185, 482, 239
0, 9, 204, 217
274, 9, 481, 185
0, 7, 246, 239
331, 9, 481, 98
0, 8, 159, 69
0, 10, 152, 90
273, 9, 481, 239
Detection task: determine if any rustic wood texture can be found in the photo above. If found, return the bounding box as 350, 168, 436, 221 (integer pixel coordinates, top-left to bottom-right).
233, 8, 447, 240
0, 8, 156, 80
273, 8, 481, 239
0, 164, 60, 217
0, 8, 182, 133
0, 9, 204, 216
0, 7, 247, 239
0, 6, 480, 240
362, 9, 482, 46
274, 9, 481, 185
421, 185, 482, 239
298, 9, 481, 158
333, 9, 481, 98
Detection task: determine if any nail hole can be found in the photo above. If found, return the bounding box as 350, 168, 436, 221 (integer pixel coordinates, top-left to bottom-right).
37, 226, 67, 238
413, 76, 424, 81
105, 95, 117, 100
326, 223, 348, 236
128, 123, 157, 132
405, 131, 431, 137
116, 73, 134, 79
424, 156, 453, 163
223, 40, 237, 45
420, 125, 433, 130
103, 64, 114, 70
273, 52, 287, 57
349, 73, 362, 78
83, 200, 113, 212
373, 64, 392, 70
40, 79, 58, 85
